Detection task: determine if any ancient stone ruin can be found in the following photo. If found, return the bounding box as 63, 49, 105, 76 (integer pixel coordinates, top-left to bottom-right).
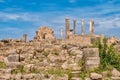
0, 18, 119, 80
34, 26, 54, 40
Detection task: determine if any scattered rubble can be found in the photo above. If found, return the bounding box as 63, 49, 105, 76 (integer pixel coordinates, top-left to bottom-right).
0, 18, 119, 80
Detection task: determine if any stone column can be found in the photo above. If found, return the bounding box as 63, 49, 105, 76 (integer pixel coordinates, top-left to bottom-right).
73, 19, 76, 34
34, 31, 38, 40
65, 18, 70, 39
60, 29, 64, 39
81, 19, 84, 35
89, 20, 94, 35
22, 34, 27, 42
36, 31, 38, 37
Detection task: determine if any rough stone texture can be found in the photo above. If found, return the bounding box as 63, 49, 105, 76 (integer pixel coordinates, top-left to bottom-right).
61, 61, 69, 70
71, 77, 82, 80
0, 25, 113, 80
85, 77, 91, 80
0, 74, 11, 80
108, 37, 119, 45
65, 35, 92, 46
6, 54, 19, 62
83, 48, 100, 71
111, 77, 120, 80
69, 63, 81, 71
4, 57, 21, 68
90, 73, 102, 80
112, 68, 120, 77
35, 26, 54, 40
112, 68, 120, 79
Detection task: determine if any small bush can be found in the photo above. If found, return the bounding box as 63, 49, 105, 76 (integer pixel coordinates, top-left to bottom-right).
11, 65, 25, 74
93, 38, 120, 71
42, 51, 49, 57
0, 61, 6, 69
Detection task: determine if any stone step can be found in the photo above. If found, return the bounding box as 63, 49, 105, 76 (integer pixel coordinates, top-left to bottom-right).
86, 57, 100, 60
71, 71, 81, 77
71, 77, 82, 80
85, 57, 100, 65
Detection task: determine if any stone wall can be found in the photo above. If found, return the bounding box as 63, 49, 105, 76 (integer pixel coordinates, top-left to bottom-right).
83, 48, 100, 71
62, 35, 96, 46
35, 26, 54, 40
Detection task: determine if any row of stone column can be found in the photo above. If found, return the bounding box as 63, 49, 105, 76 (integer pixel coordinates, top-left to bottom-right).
65, 18, 94, 38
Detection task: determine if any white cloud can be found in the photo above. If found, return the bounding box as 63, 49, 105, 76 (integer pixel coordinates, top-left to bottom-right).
0, 0, 4, 2
0, 12, 41, 22
0, 0, 120, 39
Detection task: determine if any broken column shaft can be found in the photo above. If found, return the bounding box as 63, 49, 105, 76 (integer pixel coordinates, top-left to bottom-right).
73, 19, 76, 34
89, 20, 94, 35
81, 19, 84, 35
65, 18, 70, 39
22, 34, 27, 43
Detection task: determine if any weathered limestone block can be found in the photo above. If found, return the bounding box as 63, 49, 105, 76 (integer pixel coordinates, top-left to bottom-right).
4, 56, 21, 68
0, 68, 12, 74
90, 73, 102, 80
111, 77, 120, 80
85, 77, 91, 80
6, 54, 19, 62
70, 49, 83, 63
83, 48, 100, 71
71, 77, 82, 80
47, 54, 59, 63
69, 63, 81, 71
83, 48, 99, 58
0, 75, 11, 80
13, 74, 22, 80
24, 64, 35, 73
34, 74, 43, 80
112, 68, 120, 77
22, 74, 36, 79
50, 74, 68, 80
61, 61, 69, 70
111, 68, 120, 80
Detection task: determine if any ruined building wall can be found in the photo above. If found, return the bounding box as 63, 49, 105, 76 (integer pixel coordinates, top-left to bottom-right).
63, 35, 93, 46
35, 26, 54, 40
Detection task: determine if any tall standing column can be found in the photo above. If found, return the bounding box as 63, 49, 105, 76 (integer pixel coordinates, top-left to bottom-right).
35, 31, 38, 39
22, 34, 27, 43
73, 19, 76, 34
81, 19, 84, 35
65, 18, 70, 39
60, 29, 64, 39
89, 20, 94, 35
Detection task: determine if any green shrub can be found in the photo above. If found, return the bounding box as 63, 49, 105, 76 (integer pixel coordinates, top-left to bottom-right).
0, 61, 6, 69
11, 65, 25, 74
93, 38, 120, 71
47, 68, 63, 76
42, 51, 49, 57
53, 50, 59, 56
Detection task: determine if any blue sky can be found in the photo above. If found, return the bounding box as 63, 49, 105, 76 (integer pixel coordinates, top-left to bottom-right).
0, 0, 120, 40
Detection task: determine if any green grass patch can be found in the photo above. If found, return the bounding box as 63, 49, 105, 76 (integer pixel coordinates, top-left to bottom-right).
11, 65, 25, 74
0, 61, 6, 69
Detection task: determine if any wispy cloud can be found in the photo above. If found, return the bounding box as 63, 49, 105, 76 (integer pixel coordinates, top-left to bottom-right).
0, 12, 41, 22
0, 0, 4, 2
0, 0, 120, 39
